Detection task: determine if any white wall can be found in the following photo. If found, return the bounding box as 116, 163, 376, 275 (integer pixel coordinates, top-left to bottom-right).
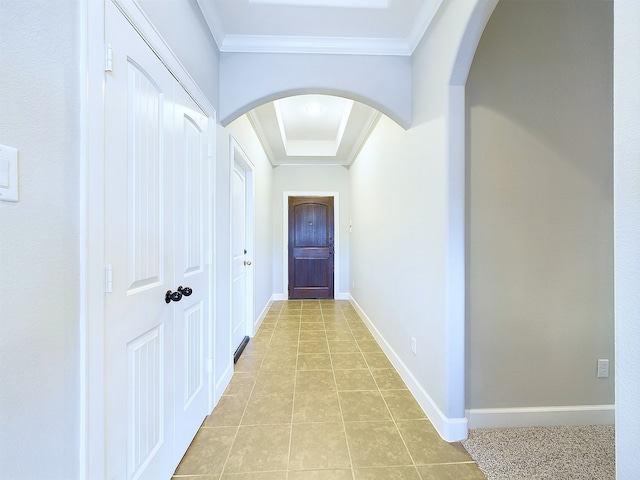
349, 1, 484, 441
137, 0, 220, 109
466, 0, 614, 411
219, 52, 412, 128
227, 116, 274, 318
614, 0, 640, 477
272, 165, 351, 299
0, 1, 82, 477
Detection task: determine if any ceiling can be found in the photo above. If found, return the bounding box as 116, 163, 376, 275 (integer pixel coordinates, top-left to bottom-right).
196, 0, 442, 165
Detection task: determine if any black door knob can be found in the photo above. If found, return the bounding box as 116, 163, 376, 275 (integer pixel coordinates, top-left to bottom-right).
165, 290, 183, 304
177, 286, 193, 297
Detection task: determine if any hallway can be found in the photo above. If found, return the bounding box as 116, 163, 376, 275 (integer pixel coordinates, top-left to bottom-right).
172, 300, 485, 479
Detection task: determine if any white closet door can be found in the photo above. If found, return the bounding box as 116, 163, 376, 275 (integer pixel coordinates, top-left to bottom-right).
104, 3, 210, 478
172, 84, 211, 459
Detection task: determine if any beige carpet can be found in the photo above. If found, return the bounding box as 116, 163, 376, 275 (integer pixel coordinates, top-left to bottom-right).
461, 425, 615, 480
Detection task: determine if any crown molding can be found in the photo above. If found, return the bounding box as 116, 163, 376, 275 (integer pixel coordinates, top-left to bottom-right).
219, 34, 412, 56
407, 0, 444, 53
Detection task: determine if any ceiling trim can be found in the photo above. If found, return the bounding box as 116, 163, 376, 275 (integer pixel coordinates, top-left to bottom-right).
249, 0, 389, 7
407, 0, 444, 53
219, 34, 413, 56
246, 109, 276, 165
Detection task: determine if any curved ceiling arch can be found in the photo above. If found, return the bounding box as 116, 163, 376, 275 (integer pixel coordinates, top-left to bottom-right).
232, 90, 397, 166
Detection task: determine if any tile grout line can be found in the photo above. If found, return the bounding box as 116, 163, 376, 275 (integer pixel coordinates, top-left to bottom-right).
216, 303, 281, 479
327, 305, 358, 480
285, 306, 302, 480
348, 306, 425, 479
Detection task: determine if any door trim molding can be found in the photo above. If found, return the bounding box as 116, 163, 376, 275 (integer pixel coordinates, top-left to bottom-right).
282, 191, 343, 300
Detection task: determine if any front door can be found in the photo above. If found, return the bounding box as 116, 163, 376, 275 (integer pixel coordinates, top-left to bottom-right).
104, 4, 210, 478
288, 196, 335, 299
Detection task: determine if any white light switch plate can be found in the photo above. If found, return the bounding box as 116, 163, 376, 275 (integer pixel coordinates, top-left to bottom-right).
0, 144, 18, 202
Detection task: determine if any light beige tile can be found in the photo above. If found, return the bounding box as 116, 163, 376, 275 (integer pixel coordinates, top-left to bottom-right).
325, 329, 355, 341
363, 352, 393, 370
371, 369, 407, 390
300, 314, 324, 323
351, 329, 375, 342
223, 372, 257, 397
295, 370, 336, 393
289, 423, 351, 470
293, 389, 342, 423
173, 476, 218, 480
270, 330, 300, 343
174, 426, 237, 475
396, 419, 473, 465
287, 469, 353, 480
241, 392, 293, 425
298, 340, 329, 354
203, 395, 248, 427
331, 352, 368, 370
299, 321, 326, 331
220, 472, 287, 480
328, 340, 360, 353
252, 370, 296, 396
416, 463, 486, 479
223, 424, 290, 473
261, 314, 279, 324
299, 330, 327, 342
334, 369, 377, 391
381, 390, 427, 420
339, 391, 391, 422
357, 339, 382, 352
353, 466, 421, 480
344, 421, 413, 468
234, 353, 263, 373
297, 353, 332, 370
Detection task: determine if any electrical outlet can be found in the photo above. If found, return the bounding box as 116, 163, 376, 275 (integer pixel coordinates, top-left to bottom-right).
597, 359, 609, 378
411, 337, 417, 355
352, 281, 355, 289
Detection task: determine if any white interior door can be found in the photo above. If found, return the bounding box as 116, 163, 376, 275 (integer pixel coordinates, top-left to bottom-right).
172, 85, 211, 458
231, 163, 248, 354
104, 4, 210, 478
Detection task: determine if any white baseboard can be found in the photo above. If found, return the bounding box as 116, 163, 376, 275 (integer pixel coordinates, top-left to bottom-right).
253, 298, 273, 332
349, 295, 468, 442
213, 362, 233, 406
271, 293, 350, 301
466, 405, 615, 430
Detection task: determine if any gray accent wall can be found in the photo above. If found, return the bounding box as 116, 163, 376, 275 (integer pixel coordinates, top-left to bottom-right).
466, 0, 614, 409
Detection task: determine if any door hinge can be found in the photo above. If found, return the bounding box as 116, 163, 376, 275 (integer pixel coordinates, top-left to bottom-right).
105, 264, 113, 293
105, 43, 113, 72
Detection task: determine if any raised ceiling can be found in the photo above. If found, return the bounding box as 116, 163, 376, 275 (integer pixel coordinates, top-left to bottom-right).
197, 0, 443, 55
196, 0, 440, 164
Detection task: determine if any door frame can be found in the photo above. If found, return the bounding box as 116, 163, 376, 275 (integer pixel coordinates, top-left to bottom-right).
229, 137, 255, 345
83, 1, 217, 477
282, 192, 344, 300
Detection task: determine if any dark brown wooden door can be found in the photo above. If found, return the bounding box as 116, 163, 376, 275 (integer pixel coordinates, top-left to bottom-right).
288, 196, 334, 299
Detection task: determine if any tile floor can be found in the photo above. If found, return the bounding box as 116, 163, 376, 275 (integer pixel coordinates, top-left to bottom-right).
173, 300, 486, 480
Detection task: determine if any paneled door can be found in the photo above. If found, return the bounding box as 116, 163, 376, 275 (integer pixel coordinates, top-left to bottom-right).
172, 79, 211, 462
104, 3, 210, 478
288, 197, 335, 299
231, 162, 248, 356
